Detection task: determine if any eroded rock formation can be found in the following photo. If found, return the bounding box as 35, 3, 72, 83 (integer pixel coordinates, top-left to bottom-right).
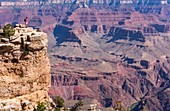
47, 3, 170, 111
0, 24, 51, 111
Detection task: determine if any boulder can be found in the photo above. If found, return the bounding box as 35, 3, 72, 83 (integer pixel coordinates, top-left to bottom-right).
14, 24, 20, 27
12, 51, 21, 58
0, 43, 13, 53
1, 38, 9, 43
27, 40, 45, 51
0, 102, 20, 111
19, 24, 26, 28
10, 37, 21, 44
9, 36, 18, 41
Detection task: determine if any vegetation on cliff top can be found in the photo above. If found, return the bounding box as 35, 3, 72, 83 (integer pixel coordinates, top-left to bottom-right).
35, 96, 84, 111
2, 24, 15, 38
36, 102, 46, 111
70, 100, 83, 111
54, 96, 65, 108
35, 96, 145, 111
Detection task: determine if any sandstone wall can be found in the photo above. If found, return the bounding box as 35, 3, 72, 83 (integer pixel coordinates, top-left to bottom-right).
0, 25, 51, 110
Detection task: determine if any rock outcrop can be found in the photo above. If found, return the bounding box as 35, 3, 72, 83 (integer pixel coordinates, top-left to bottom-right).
0, 24, 51, 111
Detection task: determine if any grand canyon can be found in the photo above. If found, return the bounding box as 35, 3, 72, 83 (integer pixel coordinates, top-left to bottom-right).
0, 0, 170, 111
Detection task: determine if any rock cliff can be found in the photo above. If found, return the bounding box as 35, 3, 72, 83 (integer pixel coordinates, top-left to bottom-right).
0, 24, 51, 111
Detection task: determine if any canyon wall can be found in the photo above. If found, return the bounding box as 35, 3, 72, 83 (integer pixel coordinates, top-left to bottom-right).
0, 0, 169, 6
0, 25, 51, 110
47, 3, 170, 111
0, 2, 170, 110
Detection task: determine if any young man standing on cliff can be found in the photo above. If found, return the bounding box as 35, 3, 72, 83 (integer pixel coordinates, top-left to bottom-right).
24, 17, 28, 27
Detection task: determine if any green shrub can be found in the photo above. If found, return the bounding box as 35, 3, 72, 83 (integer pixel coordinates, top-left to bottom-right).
54, 96, 65, 108
113, 101, 129, 111
23, 51, 29, 55
70, 100, 83, 111
3, 24, 15, 38
36, 102, 46, 111
54, 108, 60, 111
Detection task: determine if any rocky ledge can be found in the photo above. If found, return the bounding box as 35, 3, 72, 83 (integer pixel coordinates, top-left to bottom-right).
0, 24, 51, 111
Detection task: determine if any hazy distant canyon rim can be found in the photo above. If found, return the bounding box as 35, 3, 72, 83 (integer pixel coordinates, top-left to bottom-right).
0, 1, 170, 111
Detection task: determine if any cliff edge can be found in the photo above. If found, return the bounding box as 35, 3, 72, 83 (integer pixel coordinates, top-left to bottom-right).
0, 24, 51, 110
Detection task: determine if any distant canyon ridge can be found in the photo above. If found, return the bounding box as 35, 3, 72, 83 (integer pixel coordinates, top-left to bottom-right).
0, 1, 170, 111
1, 0, 170, 6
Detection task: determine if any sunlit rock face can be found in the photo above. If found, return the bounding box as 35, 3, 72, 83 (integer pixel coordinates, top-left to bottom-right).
0, 25, 51, 111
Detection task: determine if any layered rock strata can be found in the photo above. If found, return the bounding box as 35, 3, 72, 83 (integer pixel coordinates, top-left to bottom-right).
48, 4, 170, 111
0, 24, 51, 111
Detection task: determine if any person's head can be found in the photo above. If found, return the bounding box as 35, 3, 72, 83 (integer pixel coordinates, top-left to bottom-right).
26, 17, 28, 18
